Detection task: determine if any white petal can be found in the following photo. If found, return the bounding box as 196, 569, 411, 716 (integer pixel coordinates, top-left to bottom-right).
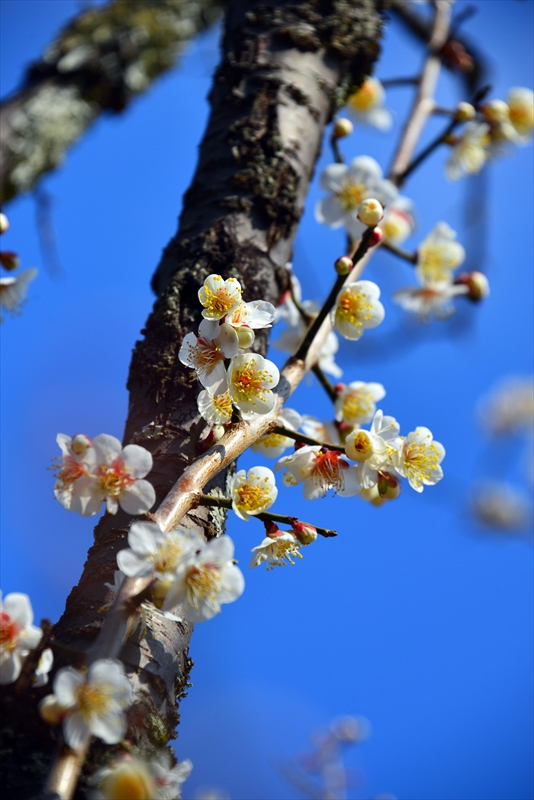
121, 445, 152, 478
64, 712, 91, 750
319, 163, 348, 192
0, 652, 21, 684
3, 593, 33, 628
348, 155, 382, 180
92, 434, 122, 465
128, 521, 163, 554
119, 480, 156, 515
216, 323, 240, 357
201, 535, 234, 564
54, 668, 84, 707
315, 196, 345, 228
117, 549, 153, 577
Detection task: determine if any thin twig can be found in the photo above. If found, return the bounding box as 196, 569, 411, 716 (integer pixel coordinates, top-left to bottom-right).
382, 240, 418, 265
312, 364, 338, 403
272, 425, 344, 451
380, 76, 419, 88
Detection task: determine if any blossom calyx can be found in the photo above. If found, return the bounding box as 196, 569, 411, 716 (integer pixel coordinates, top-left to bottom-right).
0, 251, 20, 271
335, 256, 353, 276
455, 271, 489, 302
357, 198, 383, 227
333, 117, 354, 139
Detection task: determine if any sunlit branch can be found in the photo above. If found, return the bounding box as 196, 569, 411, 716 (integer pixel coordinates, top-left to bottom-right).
198, 495, 337, 538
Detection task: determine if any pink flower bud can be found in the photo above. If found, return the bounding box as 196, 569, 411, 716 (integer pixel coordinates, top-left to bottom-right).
264, 520, 281, 537
333, 117, 354, 139
334, 256, 353, 276
368, 227, 384, 246
0, 250, 19, 271
357, 199, 384, 227
291, 520, 318, 545
334, 382, 346, 396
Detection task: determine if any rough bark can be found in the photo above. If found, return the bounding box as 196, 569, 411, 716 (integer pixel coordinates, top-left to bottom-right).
0, 1, 383, 797
0, 0, 226, 205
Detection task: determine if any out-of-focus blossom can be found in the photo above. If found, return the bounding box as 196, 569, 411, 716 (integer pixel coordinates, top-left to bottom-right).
507, 87, 534, 141
53, 433, 96, 513
301, 415, 343, 446
344, 77, 393, 131
445, 122, 490, 180
315, 156, 398, 239
197, 389, 233, 426
250, 530, 303, 570
179, 319, 239, 392
275, 324, 343, 378
380, 196, 415, 243
478, 377, 534, 434
227, 353, 279, 418
392, 427, 445, 492
0, 592, 42, 684
276, 446, 360, 500
416, 223, 465, 284
393, 282, 468, 321
89, 752, 193, 800
72, 434, 155, 516
231, 466, 278, 520
335, 382, 386, 427
117, 521, 202, 579
331, 280, 385, 341
471, 481, 532, 531
252, 407, 302, 458
162, 536, 244, 623
198, 274, 241, 320
0, 267, 38, 317
51, 659, 132, 749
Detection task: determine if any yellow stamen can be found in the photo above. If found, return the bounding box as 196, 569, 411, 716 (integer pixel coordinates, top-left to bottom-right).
185, 564, 222, 609
336, 180, 367, 212
75, 681, 112, 719
335, 288, 373, 335
342, 388, 373, 423
403, 442, 441, 488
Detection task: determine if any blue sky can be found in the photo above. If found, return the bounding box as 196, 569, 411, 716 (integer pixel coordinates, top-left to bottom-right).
1, 1, 533, 798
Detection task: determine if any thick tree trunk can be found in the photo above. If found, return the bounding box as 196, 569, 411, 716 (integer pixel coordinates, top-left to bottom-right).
0, 1, 383, 797
0, 0, 226, 205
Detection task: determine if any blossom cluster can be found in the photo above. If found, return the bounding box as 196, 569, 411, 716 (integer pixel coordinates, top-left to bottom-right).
116, 522, 244, 623
179, 274, 280, 426
53, 432, 155, 516
446, 87, 534, 180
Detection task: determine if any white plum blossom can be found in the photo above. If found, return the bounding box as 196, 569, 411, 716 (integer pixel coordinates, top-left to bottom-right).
250, 531, 303, 570
179, 319, 239, 392
117, 521, 202, 579
392, 427, 445, 492
315, 156, 398, 239
335, 382, 386, 426
416, 223, 465, 285
301, 415, 343, 446
89, 752, 193, 800
346, 410, 401, 489
252, 407, 302, 458
198, 274, 242, 320
33, 648, 54, 687
53, 433, 96, 513
162, 536, 244, 623
0, 592, 42, 684
0, 267, 38, 316
197, 388, 233, 425
381, 196, 415, 243
231, 466, 278, 520
72, 434, 156, 516
276, 445, 360, 500
227, 352, 279, 417
393, 282, 468, 321
507, 87, 534, 142
344, 77, 393, 131
51, 658, 133, 749
225, 299, 276, 330
445, 121, 490, 180
331, 280, 385, 341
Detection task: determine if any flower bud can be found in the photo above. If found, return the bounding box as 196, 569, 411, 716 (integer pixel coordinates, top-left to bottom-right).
71, 433, 92, 456
456, 102, 476, 122
291, 520, 318, 545
334, 256, 353, 276
236, 326, 255, 349
455, 271, 490, 302
0, 250, 19, 271
39, 695, 66, 725
212, 425, 226, 442
333, 117, 354, 139
334, 382, 346, 396
0, 213, 9, 234
377, 472, 401, 500
481, 99, 509, 123
357, 198, 383, 227
368, 227, 384, 246
345, 430, 374, 462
